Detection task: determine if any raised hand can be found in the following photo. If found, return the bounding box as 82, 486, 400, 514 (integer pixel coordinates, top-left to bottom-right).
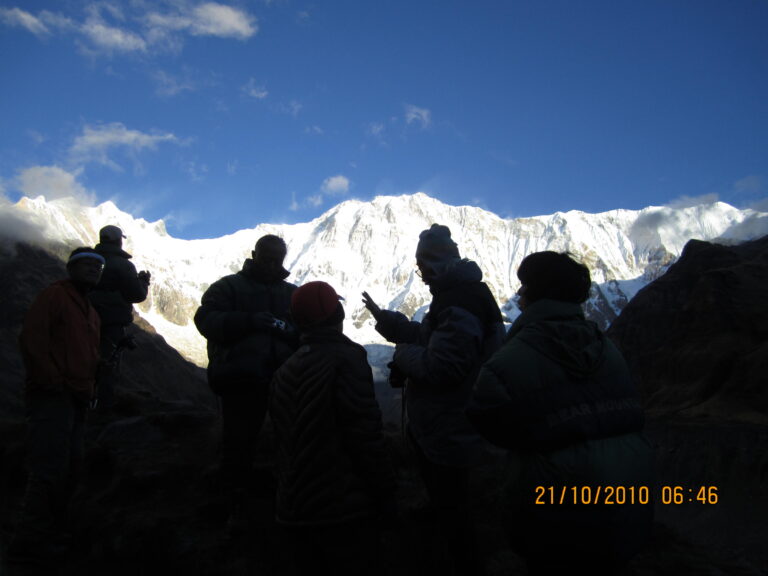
361, 291, 382, 320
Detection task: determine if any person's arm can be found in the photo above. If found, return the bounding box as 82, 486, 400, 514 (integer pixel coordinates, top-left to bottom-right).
362, 290, 420, 343
116, 259, 150, 304
194, 279, 274, 344
392, 305, 484, 389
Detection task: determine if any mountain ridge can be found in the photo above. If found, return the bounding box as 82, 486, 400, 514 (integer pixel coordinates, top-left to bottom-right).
3, 192, 767, 367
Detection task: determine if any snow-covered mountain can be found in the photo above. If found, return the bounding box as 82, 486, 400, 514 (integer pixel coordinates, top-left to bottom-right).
4, 193, 767, 367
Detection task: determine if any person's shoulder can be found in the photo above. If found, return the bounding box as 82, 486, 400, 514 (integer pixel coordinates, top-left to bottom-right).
96, 243, 131, 259
305, 333, 366, 363
209, 271, 242, 288
286, 341, 339, 375
34, 279, 68, 300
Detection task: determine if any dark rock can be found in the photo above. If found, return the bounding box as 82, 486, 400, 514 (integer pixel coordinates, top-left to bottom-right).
608, 235, 768, 573
608, 235, 768, 421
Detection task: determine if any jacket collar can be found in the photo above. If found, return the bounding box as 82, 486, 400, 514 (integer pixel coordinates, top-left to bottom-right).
95, 242, 132, 259
299, 327, 354, 346
241, 258, 290, 284
507, 299, 584, 340
428, 258, 482, 294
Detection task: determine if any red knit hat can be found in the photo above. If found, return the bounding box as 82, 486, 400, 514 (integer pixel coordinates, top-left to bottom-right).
291, 281, 345, 328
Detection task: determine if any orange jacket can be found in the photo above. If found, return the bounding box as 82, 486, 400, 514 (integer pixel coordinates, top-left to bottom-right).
19, 279, 101, 401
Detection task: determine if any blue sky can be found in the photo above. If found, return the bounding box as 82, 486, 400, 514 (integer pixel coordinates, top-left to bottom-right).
1, 0, 766, 240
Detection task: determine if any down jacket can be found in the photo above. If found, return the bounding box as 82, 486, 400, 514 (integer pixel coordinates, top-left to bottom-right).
375, 259, 504, 467
269, 327, 395, 526
88, 242, 149, 327
194, 259, 297, 395
19, 279, 101, 401
468, 299, 654, 567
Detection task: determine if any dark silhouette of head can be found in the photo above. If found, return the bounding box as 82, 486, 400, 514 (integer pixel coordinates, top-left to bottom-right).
99, 225, 125, 247
517, 251, 591, 307
252, 234, 288, 282
415, 224, 461, 284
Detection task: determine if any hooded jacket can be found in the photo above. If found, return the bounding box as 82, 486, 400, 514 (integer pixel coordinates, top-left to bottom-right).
19, 279, 101, 401
469, 299, 646, 451
375, 259, 504, 467
88, 242, 149, 327
269, 327, 396, 525
194, 258, 297, 395
468, 299, 654, 565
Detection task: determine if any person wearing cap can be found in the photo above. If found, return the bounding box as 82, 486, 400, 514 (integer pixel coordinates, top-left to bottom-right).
194, 234, 298, 534
88, 224, 151, 408
362, 223, 505, 576
270, 281, 396, 576
11, 247, 104, 560
468, 251, 654, 576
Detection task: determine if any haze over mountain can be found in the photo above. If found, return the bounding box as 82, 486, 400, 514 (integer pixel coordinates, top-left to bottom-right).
3, 192, 767, 367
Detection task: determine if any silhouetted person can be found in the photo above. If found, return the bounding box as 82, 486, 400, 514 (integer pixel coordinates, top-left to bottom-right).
194, 234, 297, 534
89, 225, 150, 409
270, 281, 396, 576
468, 251, 655, 576
11, 247, 104, 562
363, 223, 504, 576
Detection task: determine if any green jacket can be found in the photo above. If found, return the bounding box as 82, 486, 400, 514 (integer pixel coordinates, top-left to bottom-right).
468, 299, 654, 565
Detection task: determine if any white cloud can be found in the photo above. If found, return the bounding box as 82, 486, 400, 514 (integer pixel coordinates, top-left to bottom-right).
667, 194, 720, 209
307, 194, 323, 207
367, 122, 385, 137
153, 70, 197, 96
0, 7, 49, 36
404, 104, 431, 129
28, 130, 47, 145
243, 78, 268, 99
69, 122, 179, 170
750, 197, 768, 212
321, 175, 350, 196
16, 165, 94, 205
146, 3, 257, 41
191, 3, 257, 38
162, 207, 200, 232
289, 191, 299, 211
81, 11, 147, 53
279, 99, 303, 117
305, 125, 324, 135
734, 175, 764, 195
2, 3, 256, 58
180, 160, 209, 181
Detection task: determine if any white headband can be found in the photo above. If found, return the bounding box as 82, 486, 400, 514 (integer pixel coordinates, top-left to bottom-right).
68, 252, 105, 266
